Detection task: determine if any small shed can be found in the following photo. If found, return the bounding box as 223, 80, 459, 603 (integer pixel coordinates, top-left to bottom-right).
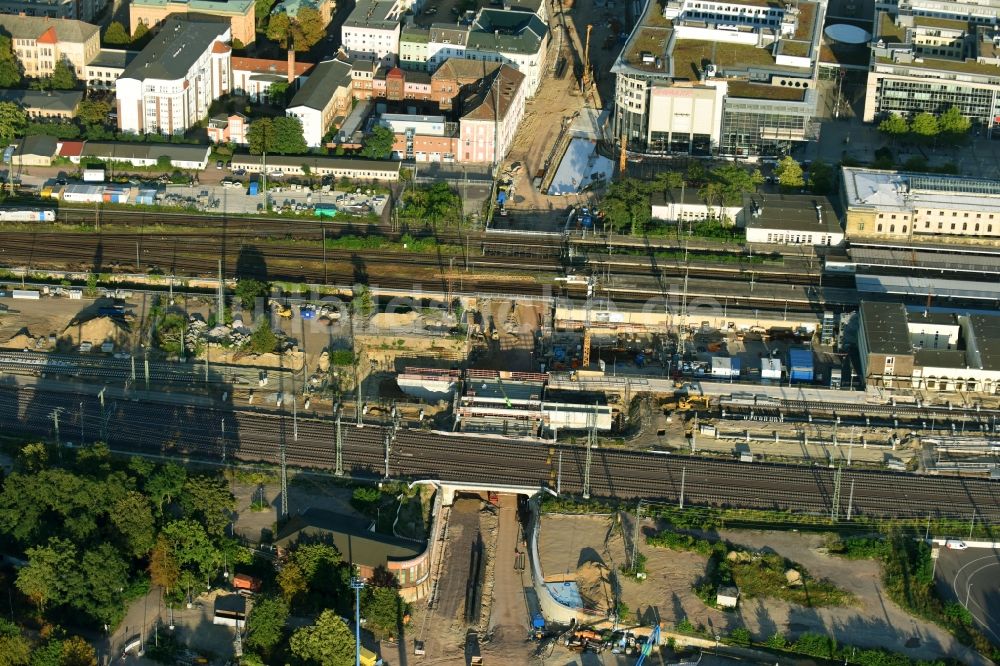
716, 585, 740, 608
711, 356, 741, 378
213, 594, 247, 627
788, 347, 814, 382
761, 357, 782, 380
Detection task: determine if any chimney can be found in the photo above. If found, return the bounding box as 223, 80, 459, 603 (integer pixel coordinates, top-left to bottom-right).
287, 49, 295, 84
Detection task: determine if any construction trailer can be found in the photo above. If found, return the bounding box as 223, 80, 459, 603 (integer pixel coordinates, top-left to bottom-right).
788, 347, 814, 383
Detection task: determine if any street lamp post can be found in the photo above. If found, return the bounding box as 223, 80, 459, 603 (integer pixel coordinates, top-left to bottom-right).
350, 577, 365, 666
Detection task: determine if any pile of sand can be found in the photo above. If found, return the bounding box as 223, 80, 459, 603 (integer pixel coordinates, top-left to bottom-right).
576, 560, 612, 613
63, 316, 130, 347
2, 328, 36, 350
369, 311, 421, 330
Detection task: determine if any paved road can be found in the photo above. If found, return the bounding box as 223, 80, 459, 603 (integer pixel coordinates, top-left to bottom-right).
935, 547, 1000, 645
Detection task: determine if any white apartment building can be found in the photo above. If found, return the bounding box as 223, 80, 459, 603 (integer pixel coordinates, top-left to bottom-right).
341, 0, 403, 66
286, 58, 353, 147
115, 18, 231, 135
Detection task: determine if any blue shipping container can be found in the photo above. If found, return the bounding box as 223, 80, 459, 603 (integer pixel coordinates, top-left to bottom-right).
248, 182, 259, 196
788, 348, 814, 382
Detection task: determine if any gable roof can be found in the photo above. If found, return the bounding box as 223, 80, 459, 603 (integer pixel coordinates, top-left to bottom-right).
287, 58, 352, 111
0, 15, 99, 43
432, 58, 501, 82
16, 135, 57, 158
274, 508, 425, 566
460, 64, 524, 122
121, 17, 229, 82
468, 8, 547, 54
0, 89, 82, 112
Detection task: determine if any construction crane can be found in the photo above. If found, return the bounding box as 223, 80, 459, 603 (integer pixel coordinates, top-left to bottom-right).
582, 24, 593, 90
635, 625, 661, 666
495, 376, 513, 408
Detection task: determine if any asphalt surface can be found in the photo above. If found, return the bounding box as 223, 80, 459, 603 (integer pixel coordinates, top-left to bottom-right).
935, 547, 1000, 644
2, 383, 999, 521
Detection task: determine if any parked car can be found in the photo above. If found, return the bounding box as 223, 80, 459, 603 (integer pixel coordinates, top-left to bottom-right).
945, 539, 968, 550
216, 160, 224, 170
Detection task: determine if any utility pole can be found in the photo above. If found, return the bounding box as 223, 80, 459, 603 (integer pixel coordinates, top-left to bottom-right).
144, 352, 150, 391
280, 403, 289, 518
52, 408, 60, 446
350, 578, 365, 666
217, 259, 225, 325
556, 451, 562, 495
356, 366, 363, 428
78, 402, 84, 443
846, 478, 855, 520
583, 406, 596, 500
831, 464, 843, 521
679, 467, 686, 509
969, 509, 976, 539
335, 405, 344, 476
221, 418, 226, 465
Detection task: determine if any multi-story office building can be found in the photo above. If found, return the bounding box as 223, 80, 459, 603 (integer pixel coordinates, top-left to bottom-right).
0, 15, 99, 79
0, 0, 105, 21
864, 3, 1000, 134
115, 18, 232, 135
610, 0, 824, 156
130, 0, 256, 45
841, 166, 1000, 244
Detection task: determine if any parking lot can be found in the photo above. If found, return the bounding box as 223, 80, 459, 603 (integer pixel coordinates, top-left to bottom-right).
142, 181, 389, 217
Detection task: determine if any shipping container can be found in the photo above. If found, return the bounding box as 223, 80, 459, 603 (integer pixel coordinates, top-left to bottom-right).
788, 347, 814, 382
248, 181, 259, 196
62, 184, 104, 203
83, 166, 105, 183
761, 358, 782, 380
11, 289, 40, 299
314, 203, 337, 218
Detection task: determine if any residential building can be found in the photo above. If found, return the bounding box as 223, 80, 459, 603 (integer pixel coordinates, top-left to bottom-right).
425, 24, 468, 70
230, 152, 403, 180
857, 301, 1000, 394
130, 0, 256, 45
231, 53, 313, 103
430, 58, 500, 110
463, 9, 548, 94
0, 89, 82, 118
275, 509, 431, 602
12, 135, 58, 167
380, 113, 458, 161
863, 4, 1000, 134
84, 49, 138, 91
0, 15, 99, 79
350, 60, 432, 100
610, 0, 824, 156
457, 63, 525, 163
650, 188, 741, 224
79, 141, 212, 169
286, 58, 353, 147
207, 112, 248, 144
399, 24, 430, 70
341, 0, 402, 66
841, 166, 1000, 244
740, 194, 844, 246
115, 18, 232, 135
0, 0, 106, 22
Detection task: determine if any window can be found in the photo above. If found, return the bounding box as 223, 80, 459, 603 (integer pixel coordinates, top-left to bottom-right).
890, 224, 895, 233
878, 223, 883, 232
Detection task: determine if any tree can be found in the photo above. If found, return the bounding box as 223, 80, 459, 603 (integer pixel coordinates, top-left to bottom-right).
276, 561, 308, 604
289, 7, 325, 51
808, 160, 833, 194
149, 535, 181, 593
180, 476, 235, 537
268, 81, 290, 106
0, 102, 26, 145
362, 585, 407, 640
775, 156, 804, 189
132, 23, 149, 44
247, 117, 307, 155
266, 12, 291, 44
59, 637, 97, 666
938, 105, 971, 137
78, 543, 130, 625
0, 36, 20, 88
878, 112, 908, 139
255, 0, 277, 27
159, 520, 221, 592
352, 284, 373, 318
910, 112, 939, 141
103, 21, 130, 46
17, 537, 78, 611
711, 163, 762, 205
0, 619, 30, 666
235, 278, 269, 309
76, 99, 111, 126
146, 463, 186, 513
110, 491, 156, 557
289, 610, 356, 666
653, 170, 683, 197
246, 596, 289, 652
245, 319, 279, 354
50, 60, 78, 90
360, 126, 395, 159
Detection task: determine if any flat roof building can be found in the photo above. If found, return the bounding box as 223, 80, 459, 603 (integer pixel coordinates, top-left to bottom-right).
841, 166, 1000, 245
611, 0, 824, 157
741, 193, 844, 246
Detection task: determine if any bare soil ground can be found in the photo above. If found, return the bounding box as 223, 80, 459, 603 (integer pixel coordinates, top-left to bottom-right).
538, 513, 987, 664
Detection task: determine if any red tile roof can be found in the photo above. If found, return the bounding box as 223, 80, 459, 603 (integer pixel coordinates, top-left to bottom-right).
36, 26, 57, 44
230, 56, 313, 77
58, 140, 84, 157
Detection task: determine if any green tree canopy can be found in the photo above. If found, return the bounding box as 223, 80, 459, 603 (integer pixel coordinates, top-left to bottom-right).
360, 126, 395, 159
878, 113, 908, 138
103, 21, 130, 45
0, 36, 21, 88
245, 319, 279, 354
110, 491, 156, 558
50, 60, 78, 90
246, 117, 307, 155
910, 112, 939, 140
362, 576, 408, 641
938, 105, 971, 137
77, 99, 111, 126
17, 537, 78, 611
145, 462, 186, 514
159, 519, 221, 594
290, 7, 325, 51
255, 0, 277, 27
132, 22, 149, 44
246, 595, 289, 653
235, 278, 269, 309
601, 178, 651, 235
0, 102, 26, 145
266, 12, 292, 44
289, 610, 356, 666
400, 182, 461, 228
808, 160, 833, 194
180, 475, 235, 537
0, 619, 30, 666
775, 156, 804, 189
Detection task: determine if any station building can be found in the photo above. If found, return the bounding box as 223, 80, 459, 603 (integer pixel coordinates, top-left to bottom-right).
841, 166, 1000, 245
857, 301, 1000, 394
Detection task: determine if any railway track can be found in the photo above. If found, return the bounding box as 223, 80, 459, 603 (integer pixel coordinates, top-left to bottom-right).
3, 385, 998, 521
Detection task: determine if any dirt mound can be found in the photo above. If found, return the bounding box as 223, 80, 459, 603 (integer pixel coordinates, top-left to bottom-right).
576, 560, 612, 613
63, 316, 130, 348
1, 327, 36, 350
